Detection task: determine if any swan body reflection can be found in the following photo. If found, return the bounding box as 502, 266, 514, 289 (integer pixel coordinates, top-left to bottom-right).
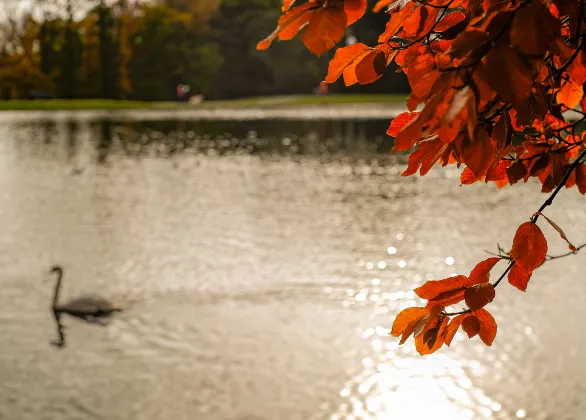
50, 265, 122, 324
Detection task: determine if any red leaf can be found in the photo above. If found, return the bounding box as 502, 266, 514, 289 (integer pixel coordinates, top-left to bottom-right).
462, 315, 480, 338
461, 128, 496, 178
444, 313, 466, 346
257, 3, 317, 50
344, 0, 367, 25
378, 3, 417, 42
301, 5, 347, 56
324, 43, 371, 83
479, 46, 533, 107
426, 288, 467, 307
461, 167, 481, 184
401, 139, 447, 176
391, 307, 428, 337
475, 308, 497, 345
464, 283, 495, 311
506, 160, 527, 185
507, 263, 532, 291
510, 222, 548, 272
576, 164, 586, 194
557, 80, 584, 109
282, 0, 296, 11
536, 212, 577, 252
415, 316, 448, 355
387, 112, 419, 136
469, 257, 502, 284
434, 11, 465, 32
510, 0, 560, 56
414, 275, 470, 300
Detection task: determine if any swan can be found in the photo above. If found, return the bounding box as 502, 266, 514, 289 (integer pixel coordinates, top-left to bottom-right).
49, 265, 122, 324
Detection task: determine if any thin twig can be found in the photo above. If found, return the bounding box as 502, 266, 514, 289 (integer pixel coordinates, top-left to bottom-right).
547, 243, 586, 260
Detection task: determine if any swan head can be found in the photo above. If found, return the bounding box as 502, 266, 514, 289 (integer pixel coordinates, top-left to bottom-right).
49, 265, 63, 275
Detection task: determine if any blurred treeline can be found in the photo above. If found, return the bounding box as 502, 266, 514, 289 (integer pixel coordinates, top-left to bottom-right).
0, 0, 409, 101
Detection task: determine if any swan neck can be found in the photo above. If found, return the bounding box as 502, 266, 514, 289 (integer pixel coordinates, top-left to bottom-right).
52, 270, 63, 309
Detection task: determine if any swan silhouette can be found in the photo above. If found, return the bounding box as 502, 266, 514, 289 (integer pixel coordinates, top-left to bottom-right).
50, 265, 122, 325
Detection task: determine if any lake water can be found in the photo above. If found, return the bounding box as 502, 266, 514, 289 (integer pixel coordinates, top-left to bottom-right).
1, 113, 586, 420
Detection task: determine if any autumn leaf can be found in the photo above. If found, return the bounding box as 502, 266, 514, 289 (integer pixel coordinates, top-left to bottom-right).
415, 275, 472, 299
576, 164, 586, 194
401, 139, 447, 176
469, 257, 502, 284
387, 112, 419, 136
344, 0, 368, 25
324, 43, 371, 83
301, 5, 347, 56
282, 0, 296, 11
506, 160, 527, 185
479, 46, 534, 107
510, 222, 548, 272
475, 308, 497, 345
391, 307, 429, 341
510, 0, 560, 56
464, 283, 495, 311
434, 11, 465, 33
535, 212, 577, 252
444, 313, 467, 346
258, 1, 349, 56
556, 79, 584, 109
508, 263, 533, 291
462, 315, 480, 338
415, 316, 448, 355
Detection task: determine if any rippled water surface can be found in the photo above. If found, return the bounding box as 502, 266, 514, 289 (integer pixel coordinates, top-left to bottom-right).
1, 115, 586, 420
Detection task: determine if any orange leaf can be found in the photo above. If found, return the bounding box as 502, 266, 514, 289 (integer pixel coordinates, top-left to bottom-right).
325, 43, 371, 83
576, 164, 586, 194
301, 5, 347, 56
510, 222, 548, 272
373, 0, 410, 13
535, 212, 577, 252
391, 307, 428, 337
415, 316, 448, 355
469, 257, 502, 284
355, 50, 387, 84
444, 313, 466, 346
344, 0, 367, 25
510, 0, 559, 56
479, 46, 533, 107
461, 167, 481, 184
556, 80, 584, 109
414, 275, 470, 300
464, 283, 495, 311
401, 139, 447, 176
461, 127, 496, 178
426, 288, 467, 307
387, 112, 419, 136
475, 308, 497, 345
282, 0, 296, 11
256, 3, 317, 51
434, 11, 465, 32
506, 159, 527, 185
507, 263, 532, 291
378, 3, 417, 42
462, 315, 480, 338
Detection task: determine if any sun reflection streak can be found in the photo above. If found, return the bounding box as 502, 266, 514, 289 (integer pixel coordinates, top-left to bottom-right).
336, 244, 505, 420
333, 339, 501, 420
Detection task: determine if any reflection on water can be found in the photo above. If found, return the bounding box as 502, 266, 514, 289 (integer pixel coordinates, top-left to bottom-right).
1, 116, 586, 420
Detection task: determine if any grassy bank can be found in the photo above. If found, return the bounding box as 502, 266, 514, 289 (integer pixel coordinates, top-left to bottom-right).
0, 94, 408, 111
